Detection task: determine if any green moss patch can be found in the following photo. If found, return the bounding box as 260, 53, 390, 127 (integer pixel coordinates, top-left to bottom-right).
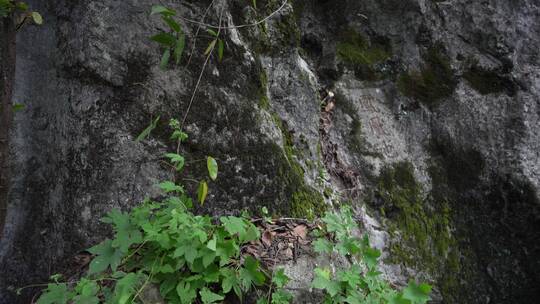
374, 162, 460, 297
336, 29, 392, 80
397, 46, 457, 106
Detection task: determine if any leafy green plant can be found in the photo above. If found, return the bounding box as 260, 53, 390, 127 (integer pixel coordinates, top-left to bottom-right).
0, 0, 42, 25
312, 207, 432, 304
33, 120, 270, 304
150, 5, 186, 69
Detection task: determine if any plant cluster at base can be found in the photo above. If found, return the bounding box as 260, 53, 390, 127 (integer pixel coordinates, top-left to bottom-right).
311, 207, 431, 304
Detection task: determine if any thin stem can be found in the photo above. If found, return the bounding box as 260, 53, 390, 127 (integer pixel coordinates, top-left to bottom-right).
177, 0, 288, 30
186, 0, 217, 67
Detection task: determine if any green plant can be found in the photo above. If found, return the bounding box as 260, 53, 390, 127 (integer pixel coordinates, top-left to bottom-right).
0, 0, 42, 25
32, 120, 270, 304
150, 6, 186, 69
311, 207, 432, 304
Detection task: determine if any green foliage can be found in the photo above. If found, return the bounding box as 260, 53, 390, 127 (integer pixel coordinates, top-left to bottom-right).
312, 207, 432, 304
151, 5, 186, 68
35, 121, 266, 303
0, 0, 42, 26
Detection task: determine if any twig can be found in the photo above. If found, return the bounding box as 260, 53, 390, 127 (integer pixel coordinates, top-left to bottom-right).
186, 0, 217, 67
177, 0, 288, 30
180, 4, 225, 130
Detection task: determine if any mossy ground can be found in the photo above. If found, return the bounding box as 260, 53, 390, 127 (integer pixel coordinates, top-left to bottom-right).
397, 46, 456, 106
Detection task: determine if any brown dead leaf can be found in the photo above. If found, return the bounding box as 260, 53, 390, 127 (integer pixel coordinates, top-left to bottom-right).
262, 230, 273, 247
292, 224, 307, 240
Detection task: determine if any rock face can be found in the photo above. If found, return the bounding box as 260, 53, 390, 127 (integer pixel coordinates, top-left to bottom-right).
1, 0, 539, 303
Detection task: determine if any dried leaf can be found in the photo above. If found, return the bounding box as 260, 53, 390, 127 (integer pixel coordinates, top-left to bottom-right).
292, 225, 307, 240
262, 230, 273, 247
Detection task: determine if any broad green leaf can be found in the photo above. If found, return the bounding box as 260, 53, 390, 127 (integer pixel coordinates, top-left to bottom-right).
200, 287, 224, 304
207, 236, 217, 251
87, 239, 124, 274
363, 246, 381, 269
184, 246, 198, 265
136, 116, 160, 142
31, 12, 43, 25
206, 29, 218, 37
220, 216, 246, 238
36, 283, 70, 304
163, 16, 181, 32
176, 281, 196, 304
197, 181, 208, 205
217, 39, 224, 62
174, 34, 185, 64
272, 268, 289, 288
151, 5, 176, 16
160, 49, 171, 69
241, 255, 265, 288
403, 281, 432, 304
207, 156, 218, 180
220, 268, 238, 293
312, 268, 340, 297
313, 238, 333, 254
102, 209, 142, 252
151, 32, 176, 46
204, 39, 217, 56
271, 290, 293, 304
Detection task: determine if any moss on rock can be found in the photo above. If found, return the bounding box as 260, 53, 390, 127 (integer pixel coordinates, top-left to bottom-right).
397, 46, 457, 106
374, 161, 461, 299
336, 29, 392, 80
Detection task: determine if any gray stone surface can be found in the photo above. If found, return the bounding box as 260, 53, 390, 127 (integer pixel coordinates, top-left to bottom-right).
0, 0, 538, 303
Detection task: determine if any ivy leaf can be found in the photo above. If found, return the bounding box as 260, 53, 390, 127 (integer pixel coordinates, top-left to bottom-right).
198, 181, 208, 205
31, 12, 43, 25
87, 239, 124, 274
272, 268, 289, 288
102, 209, 143, 252
402, 281, 432, 304
151, 5, 176, 16
313, 238, 333, 254
151, 32, 176, 46
207, 156, 218, 180
221, 268, 239, 293
136, 116, 160, 142
240, 255, 265, 288
200, 287, 224, 304
160, 49, 171, 69
176, 281, 197, 304
220, 216, 246, 238
36, 283, 70, 304
363, 246, 381, 269
312, 268, 341, 297
109, 273, 143, 304
217, 39, 224, 62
